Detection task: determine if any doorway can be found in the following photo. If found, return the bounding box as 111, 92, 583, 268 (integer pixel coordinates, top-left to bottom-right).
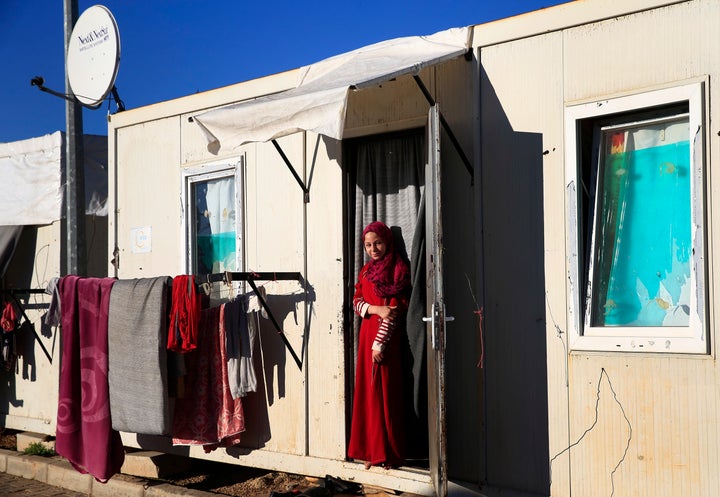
342, 128, 429, 467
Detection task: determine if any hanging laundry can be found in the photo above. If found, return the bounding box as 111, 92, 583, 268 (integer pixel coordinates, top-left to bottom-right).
168, 275, 201, 353
108, 276, 172, 435
224, 295, 259, 398
171, 304, 245, 452
0, 300, 18, 372
44, 277, 61, 327
55, 275, 124, 483
1, 300, 18, 332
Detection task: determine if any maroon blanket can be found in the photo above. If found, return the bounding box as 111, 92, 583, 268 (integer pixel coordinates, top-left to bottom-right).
55, 275, 124, 482
172, 305, 245, 451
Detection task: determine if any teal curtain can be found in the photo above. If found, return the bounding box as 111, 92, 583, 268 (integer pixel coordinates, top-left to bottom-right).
591, 127, 691, 327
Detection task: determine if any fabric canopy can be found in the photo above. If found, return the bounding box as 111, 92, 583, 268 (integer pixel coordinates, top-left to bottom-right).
0, 132, 109, 226
0, 132, 63, 226
193, 26, 470, 150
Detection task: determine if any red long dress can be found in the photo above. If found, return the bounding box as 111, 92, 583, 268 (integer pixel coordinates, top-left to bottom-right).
348, 264, 407, 467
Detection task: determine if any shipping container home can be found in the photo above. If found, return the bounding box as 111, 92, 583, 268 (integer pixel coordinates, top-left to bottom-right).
108, 25, 479, 497
108, 1, 720, 496
4, 0, 719, 496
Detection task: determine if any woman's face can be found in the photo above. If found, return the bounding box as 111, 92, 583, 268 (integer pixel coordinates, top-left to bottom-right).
364, 231, 387, 261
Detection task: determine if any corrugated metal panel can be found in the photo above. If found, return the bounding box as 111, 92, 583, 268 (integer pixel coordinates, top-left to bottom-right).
303, 136, 347, 459
479, 29, 565, 495
473, 0, 685, 48
564, 1, 716, 104
1, 224, 63, 434
561, 2, 720, 496
566, 356, 720, 497
481, 1, 720, 496
114, 118, 184, 277
532, 1, 720, 496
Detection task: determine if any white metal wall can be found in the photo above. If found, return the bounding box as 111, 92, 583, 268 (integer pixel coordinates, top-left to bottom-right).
1, 213, 108, 436
480, 1, 720, 496
1, 223, 63, 434
109, 80, 439, 494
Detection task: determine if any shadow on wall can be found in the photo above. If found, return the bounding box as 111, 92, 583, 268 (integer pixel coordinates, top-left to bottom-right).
0, 227, 52, 414
237, 284, 316, 450
479, 66, 550, 495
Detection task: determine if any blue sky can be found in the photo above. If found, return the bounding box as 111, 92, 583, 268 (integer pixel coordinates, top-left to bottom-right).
0, 0, 568, 143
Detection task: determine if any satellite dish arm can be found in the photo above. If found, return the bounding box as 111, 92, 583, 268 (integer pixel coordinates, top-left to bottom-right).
31, 76, 79, 104
110, 86, 125, 112
31, 76, 125, 112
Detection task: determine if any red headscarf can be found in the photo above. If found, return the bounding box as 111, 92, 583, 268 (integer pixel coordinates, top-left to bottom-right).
362, 221, 411, 298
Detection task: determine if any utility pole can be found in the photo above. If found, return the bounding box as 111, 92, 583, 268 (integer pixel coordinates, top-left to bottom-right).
64, 0, 86, 276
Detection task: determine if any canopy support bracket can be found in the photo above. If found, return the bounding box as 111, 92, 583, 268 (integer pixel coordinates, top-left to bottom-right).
272, 140, 310, 203
413, 75, 474, 183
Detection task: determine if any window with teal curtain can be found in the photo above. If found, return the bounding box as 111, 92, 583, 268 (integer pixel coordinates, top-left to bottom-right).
588, 117, 691, 328
567, 83, 705, 353
191, 175, 237, 274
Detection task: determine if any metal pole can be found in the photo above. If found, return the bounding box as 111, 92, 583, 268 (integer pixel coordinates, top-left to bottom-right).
64, 0, 86, 276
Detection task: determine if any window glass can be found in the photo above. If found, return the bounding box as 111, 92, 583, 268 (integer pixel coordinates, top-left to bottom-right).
589, 118, 691, 327
191, 175, 237, 274
565, 82, 706, 353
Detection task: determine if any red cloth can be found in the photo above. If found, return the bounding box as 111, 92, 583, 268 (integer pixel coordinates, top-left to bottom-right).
55, 275, 124, 483
168, 275, 201, 353
171, 304, 245, 451
348, 269, 407, 467
1, 301, 18, 332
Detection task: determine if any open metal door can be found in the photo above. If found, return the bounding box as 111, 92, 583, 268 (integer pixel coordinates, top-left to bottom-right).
424, 104, 452, 497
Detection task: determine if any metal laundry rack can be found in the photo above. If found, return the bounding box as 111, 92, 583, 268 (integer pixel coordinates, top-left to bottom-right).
0, 288, 53, 363
202, 271, 306, 370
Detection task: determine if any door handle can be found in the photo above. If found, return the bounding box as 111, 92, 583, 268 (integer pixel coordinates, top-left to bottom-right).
424, 304, 455, 350
423, 315, 436, 349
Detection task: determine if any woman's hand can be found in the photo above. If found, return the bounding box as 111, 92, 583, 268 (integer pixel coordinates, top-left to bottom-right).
372, 349, 384, 363
370, 305, 397, 321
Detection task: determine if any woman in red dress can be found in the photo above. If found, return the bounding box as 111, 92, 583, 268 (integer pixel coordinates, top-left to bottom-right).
348, 221, 411, 469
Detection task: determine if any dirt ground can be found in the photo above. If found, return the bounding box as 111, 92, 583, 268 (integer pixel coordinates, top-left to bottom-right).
0, 429, 362, 497
156, 458, 316, 497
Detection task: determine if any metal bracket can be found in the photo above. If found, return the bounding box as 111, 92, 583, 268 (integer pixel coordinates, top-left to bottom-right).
272, 140, 310, 203
31, 76, 124, 112
413, 75, 474, 183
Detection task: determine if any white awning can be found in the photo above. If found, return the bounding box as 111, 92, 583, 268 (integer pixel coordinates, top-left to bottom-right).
0, 132, 63, 226
193, 26, 470, 150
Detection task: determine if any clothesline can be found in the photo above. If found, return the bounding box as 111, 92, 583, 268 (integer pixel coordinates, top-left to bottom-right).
1, 271, 310, 370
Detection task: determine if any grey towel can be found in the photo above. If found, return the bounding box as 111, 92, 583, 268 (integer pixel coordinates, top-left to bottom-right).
108, 276, 171, 435
225, 296, 258, 398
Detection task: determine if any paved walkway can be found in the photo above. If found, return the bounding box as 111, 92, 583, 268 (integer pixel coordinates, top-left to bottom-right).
0, 448, 217, 497
0, 470, 88, 496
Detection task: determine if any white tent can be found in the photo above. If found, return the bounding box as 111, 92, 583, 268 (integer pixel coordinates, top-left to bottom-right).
0, 131, 109, 226
0, 131, 108, 277
193, 26, 471, 150
0, 132, 64, 226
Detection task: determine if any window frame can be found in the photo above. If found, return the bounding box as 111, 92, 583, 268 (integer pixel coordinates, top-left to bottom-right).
181, 156, 245, 275
565, 82, 707, 354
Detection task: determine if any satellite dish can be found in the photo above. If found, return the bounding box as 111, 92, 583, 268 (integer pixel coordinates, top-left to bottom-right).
66, 5, 120, 108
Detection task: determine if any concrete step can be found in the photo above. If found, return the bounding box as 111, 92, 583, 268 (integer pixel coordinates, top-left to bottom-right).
16, 431, 55, 453
121, 450, 192, 479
